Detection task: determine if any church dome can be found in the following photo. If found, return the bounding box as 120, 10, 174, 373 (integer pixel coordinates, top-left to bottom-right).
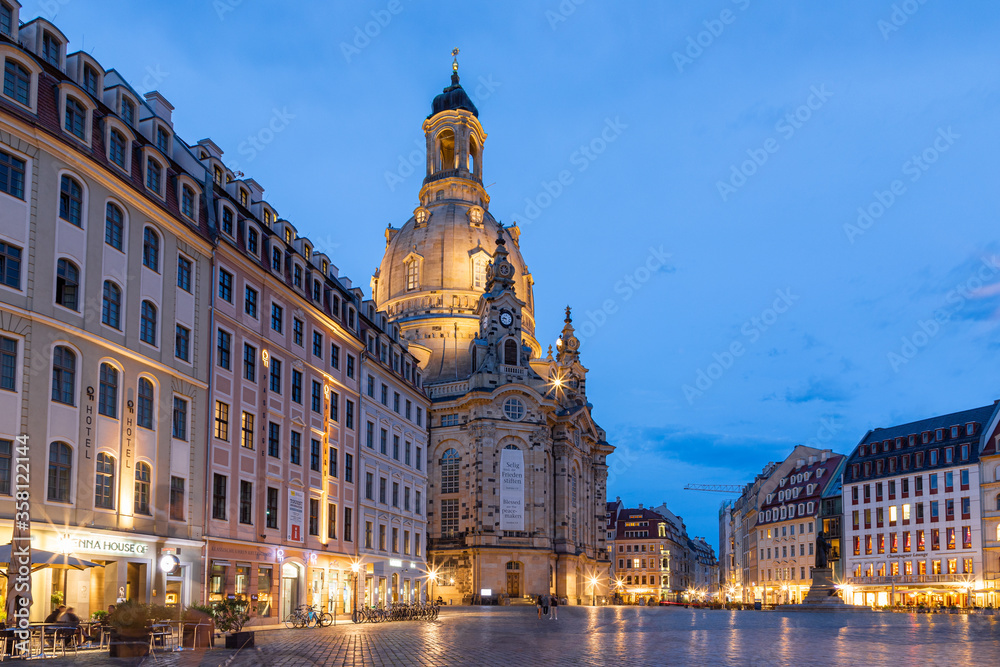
430, 72, 479, 118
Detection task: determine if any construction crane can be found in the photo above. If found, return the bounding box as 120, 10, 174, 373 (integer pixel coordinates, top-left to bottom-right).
683, 484, 743, 494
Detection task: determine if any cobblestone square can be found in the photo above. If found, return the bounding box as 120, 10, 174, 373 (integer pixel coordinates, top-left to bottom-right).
39, 606, 1000, 667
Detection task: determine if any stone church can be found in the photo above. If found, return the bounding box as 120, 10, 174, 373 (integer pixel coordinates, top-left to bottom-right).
371, 60, 615, 603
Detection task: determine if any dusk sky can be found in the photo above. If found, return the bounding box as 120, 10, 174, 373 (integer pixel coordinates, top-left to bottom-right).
30, 0, 1000, 545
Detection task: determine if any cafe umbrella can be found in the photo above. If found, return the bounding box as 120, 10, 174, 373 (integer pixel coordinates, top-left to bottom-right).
0, 544, 104, 615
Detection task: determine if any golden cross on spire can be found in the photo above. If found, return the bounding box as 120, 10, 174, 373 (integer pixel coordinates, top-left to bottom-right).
452, 47, 460, 72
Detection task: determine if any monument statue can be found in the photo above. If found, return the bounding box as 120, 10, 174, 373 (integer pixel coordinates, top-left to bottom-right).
815, 529, 830, 569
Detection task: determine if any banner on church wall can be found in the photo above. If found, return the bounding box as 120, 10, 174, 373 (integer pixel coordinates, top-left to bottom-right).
288, 489, 305, 542
499, 448, 524, 531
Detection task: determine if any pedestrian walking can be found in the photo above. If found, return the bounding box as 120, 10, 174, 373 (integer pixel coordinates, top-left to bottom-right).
550, 594, 559, 620
536, 594, 543, 619
542, 593, 550, 618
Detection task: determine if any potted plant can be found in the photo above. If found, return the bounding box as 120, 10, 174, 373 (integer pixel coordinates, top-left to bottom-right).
214, 598, 253, 649
181, 604, 216, 648
107, 600, 152, 658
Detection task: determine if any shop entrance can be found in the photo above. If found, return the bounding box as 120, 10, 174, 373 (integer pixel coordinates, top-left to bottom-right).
126, 562, 147, 602
280, 563, 302, 620
165, 566, 186, 612
506, 561, 522, 598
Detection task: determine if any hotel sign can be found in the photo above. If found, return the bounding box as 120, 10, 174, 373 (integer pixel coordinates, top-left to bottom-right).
69, 536, 149, 556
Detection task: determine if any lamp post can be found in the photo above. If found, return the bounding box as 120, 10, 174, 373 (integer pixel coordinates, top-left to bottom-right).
350, 561, 361, 623
587, 575, 600, 606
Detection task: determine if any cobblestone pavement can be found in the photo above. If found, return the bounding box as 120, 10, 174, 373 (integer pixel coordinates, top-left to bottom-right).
37, 606, 1000, 666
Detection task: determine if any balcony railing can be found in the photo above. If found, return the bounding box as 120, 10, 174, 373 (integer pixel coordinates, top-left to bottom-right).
500, 365, 526, 379
427, 381, 470, 399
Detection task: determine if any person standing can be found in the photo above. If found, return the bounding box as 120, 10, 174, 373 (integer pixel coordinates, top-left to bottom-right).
542, 593, 550, 619
550, 594, 559, 620
536, 594, 543, 619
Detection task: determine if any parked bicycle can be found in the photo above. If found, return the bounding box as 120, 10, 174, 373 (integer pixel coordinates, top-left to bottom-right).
353, 602, 439, 623
284, 604, 334, 629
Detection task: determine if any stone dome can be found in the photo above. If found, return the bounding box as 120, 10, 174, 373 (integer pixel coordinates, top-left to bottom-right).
430, 73, 479, 118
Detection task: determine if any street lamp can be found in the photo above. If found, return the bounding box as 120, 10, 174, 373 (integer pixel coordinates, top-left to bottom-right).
587, 574, 600, 606
426, 565, 440, 605
350, 560, 361, 623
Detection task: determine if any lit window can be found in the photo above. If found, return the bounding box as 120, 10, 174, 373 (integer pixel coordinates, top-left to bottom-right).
134, 462, 151, 515
405, 259, 419, 291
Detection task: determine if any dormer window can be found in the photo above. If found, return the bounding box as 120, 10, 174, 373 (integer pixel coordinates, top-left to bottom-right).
109, 129, 127, 168
83, 64, 99, 96
413, 207, 429, 226
239, 189, 248, 208
304, 246, 311, 261
293, 264, 302, 288
146, 156, 162, 195
42, 31, 61, 67
65, 97, 86, 140
312, 279, 321, 301
405, 259, 419, 291
472, 254, 487, 290
247, 227, 259, 255
181, 185, 196, 219
121, 96, 135, 127
909, 435, 916, 446
221, 206, 234, 236
213, 165, 223, 186
935, 429, 944, 442
264, 209, 272, 226
156, 126, 170, 153
951, 426, 959, 439
284, 228, 292, 244
922, 432, 930, 444
0, 4, 12, 37
966, 423, 975, 436
3, 60, 31, 107
322, 260, 328, 274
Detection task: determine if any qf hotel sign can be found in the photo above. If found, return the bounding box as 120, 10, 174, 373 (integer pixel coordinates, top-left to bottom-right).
70, 536, 149, 556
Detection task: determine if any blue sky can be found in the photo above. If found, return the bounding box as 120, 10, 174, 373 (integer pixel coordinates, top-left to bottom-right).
28, 0, 1000, 546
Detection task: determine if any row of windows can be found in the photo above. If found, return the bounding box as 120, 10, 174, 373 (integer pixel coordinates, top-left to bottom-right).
364, 422, 423, 471
363, 472, 422, 514
617, 558, 669, 572
851, 446, 972, 480
850, 497, 973, 529
860, 425, 977, 457
211, 474, 354, 541
762, 542, 815, 560
852, 558, 974, 578
362, 521, 422, 557
366, 375, 424, 426
850, 470, 971, 503
4, 438, 184, 517
760, 522, 815, 540
851, 527, 974, 555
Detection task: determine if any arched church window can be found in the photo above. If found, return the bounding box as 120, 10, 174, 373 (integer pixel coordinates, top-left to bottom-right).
440, 448, 460, 494
472, 255, 487, 289
503, 444, 519, 451
469, 137, 479, 174
405, 259, 419, 291
438, 129, 455, 171
503, 339, 517, 365
502, 398, 525, 422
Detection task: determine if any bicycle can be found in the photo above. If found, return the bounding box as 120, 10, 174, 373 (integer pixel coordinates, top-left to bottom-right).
284, 604, 334, 629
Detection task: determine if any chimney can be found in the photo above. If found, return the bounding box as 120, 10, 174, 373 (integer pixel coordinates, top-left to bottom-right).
795, 458, 805, 469
808, 455, 817, 465
144, 91, 174, 126
821, 451, 830, 462
638, 503, 643, 509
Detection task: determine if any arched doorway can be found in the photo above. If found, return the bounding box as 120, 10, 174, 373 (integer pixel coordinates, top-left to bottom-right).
506, 561, 522, 598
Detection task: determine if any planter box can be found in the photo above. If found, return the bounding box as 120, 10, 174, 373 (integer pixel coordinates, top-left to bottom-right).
225, 631, 255, 650
109, 634, 150, 658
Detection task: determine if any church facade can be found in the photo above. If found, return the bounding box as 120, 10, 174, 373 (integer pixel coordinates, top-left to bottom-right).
372, 61, 615, 604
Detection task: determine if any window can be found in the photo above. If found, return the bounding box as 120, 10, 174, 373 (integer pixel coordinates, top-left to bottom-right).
247, 227, 258, 255
331, 344, 340, 369
291, 370, 302, 404
347, 355, 355, 379
365, 472, 374, 500
416, 491, 422, 515
134, 462, 151, 515
379, 477, 387, 504
59, 176, 82, 226
290, 431, 301, 465
311, 381, 322, 413
312, 332, 323, 358
329, 504, 338, 539
266, 487, 278, 529
380, 428, 387, 454
120, 96, 135, 126
146, 156, 163, 194
42, 31, 61, 66
0, 4, 10, 36
366, 422, 374, 449
156, 126, 170, 153
330, 391, 339, 422
0, 150, 25, 201
309, 499, 320, 536
139, 301, 157, 345
48, 442, 72, 502
221, 207, 234, 236
100, 204, 124, 253
241, 412, 254, 449
218, 269, 233, 302
65, 97, 86, 140
172, 397, 188, 440
238, 480, 253, 525
393, 435, 400, 460
181, 185, 195, 219
240, 189, 248, 207
344, 507, 353, 542
245, 286, 258, 317
214, 400, 230, 441
243, 343, 256, 381
392, 482, 399, 507
405, 259, 419, 291
329, 447, 338, 478
404, 486, 411, 511
271, 247, 282, 272
346, 400, 354, 429
3, 60, 30, 107
177, 255, 192, 292
0, 336, 15, 391
51, 346, 75, 405
441, 499, 459, 536
97, 363, 118, 418
109, 129, 127, 168
345, 453, 353, 483
269, 358, 282, 393
94, 453, 115, 509
416, 447, 423, 471
271, 304, 283, 333
212, 474, 227, 520
440, 448, 460, 494
267, 422, 280, 458
143, 228, 160, 272
55, 259, 79, 310
405, 441, 411, 466
82, 64, 99, 96
175, 325, 190, 362
136, 378, 154, 429
0, 241, 20, 290
393, 392, 400, 413
293, 265, 302, 288
217, 329, 232, 369
310, 438, 321, 471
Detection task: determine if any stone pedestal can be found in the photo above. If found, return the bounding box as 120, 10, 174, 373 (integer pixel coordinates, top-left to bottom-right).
776, 568, 867, 612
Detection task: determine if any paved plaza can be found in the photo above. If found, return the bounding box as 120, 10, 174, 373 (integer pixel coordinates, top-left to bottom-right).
39, 606, 1000, 666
